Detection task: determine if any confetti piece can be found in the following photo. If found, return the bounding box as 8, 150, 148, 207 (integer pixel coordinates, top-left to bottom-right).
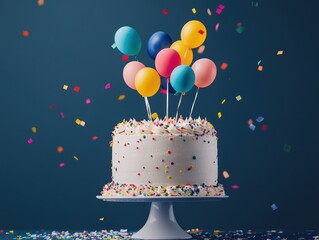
151, 112, 158, 119
122, 55, 129, 61
248, 119, 253, 125
218, 112, 222, 118
251, 1, 259, 7
0, 230, 3, 233
63, 85, 68, 90
27, 138, 33, 144
215, 23, 220, 31
162, 9, 168, 15
223, 171, 230, 179
258, 65, 263, 71
161, 89, 167, 94
74, 156, 79, 160
261, 124, 268, 131
257, 60, 262, 65
192, 8, 196, 14
198, 29, 205, 35
215, 4, 224, 14
236, 25, 245, 34
60, 112, 65, 118
57, 146, 63, 153
59, 163, 65, 167
277, 50, 284, 55
31, 127, 37, 133
80, 121, 86, 126
221, 99, 226, 104
236, 95, 242, 101
86, 98, 91, 104
213, 230, 220, 235
271, 203, 278, 211
99, 217, 104, 221
22, 30, 29, 37
111, 43, 117, 49
73, 86, 80, 92
9, 230, 14, 234
249, 124, 256, 131
207, 8, 212, 15
92, 136, 98, 140
284, 144, 291, 153
118, 95, 125, 101
38, 0, 44, 6
197, 45, 205, 54
256, 116, 264, 122
220, 62, 228, 70
75, 119, 81, 125
50, 105, 56, 109
105, 83, 111, 89
231, 185, 239, 189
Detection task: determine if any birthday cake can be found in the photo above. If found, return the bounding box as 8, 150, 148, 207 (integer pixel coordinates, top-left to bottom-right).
101, 117, 225, 197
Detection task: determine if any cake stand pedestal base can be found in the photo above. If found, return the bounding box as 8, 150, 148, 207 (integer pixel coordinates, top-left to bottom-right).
132, 201, 191, 239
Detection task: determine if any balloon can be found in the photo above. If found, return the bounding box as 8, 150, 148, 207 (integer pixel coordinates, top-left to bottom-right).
170, 40, 193, 66
123, 61, 145, 90
114, 26, 142, 56
160, 77, 176, 94
181, 20, 207, 48
147, 31, 172, 60
155, 48, 181, 78
170, 65, 195, 93
135, 68, 161, 97
192, 58, 217, 88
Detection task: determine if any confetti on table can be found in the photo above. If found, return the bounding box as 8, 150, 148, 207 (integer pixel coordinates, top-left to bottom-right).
60, 112, 65, 118
221, 62, 228, 70
86, 98, 91, 104
105, 83, 111, 89
73, 86, 80, 92
223, 171, 230, 179
261, 124, 268, 131
162, 9, 168, 15
111, 43, 117, 49
63, 85, 68, 90
271, 203, 278, 211
31, 127, 37, 133
207, 8, 212, 15
277, 50, 284, 55
57, 146, 63, 153
27, 138, 33, 144
92, 136, 98, 140
251, 1, 259, 7
249, 124, 256, 131
38, 0, 44, 6
197, 45, 205, 54
256, 116, 264, 122
192, 8, 196, 14
59, 163, 65, 167
221, 99, 226, 104
215, 4, 225, 14
74, 156, 79, 160
236, 95, 242, 101
22, 30, 29, 37
122, 55, 129, 61
218, 112, 222, 118
99, 217, 105, 221
80, 121, 86, 127
215, 23, 220, 31
284, 144, 291, 153
151, 112, 158, 119
231, 185, 239, 189
118, 95, 125, 101
258, 65, 263, 71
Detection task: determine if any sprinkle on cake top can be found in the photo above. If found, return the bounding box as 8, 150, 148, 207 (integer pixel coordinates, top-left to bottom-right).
112, 117, 217, 136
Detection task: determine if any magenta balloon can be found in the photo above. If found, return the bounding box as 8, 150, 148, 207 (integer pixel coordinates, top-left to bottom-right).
192, 58, 217, 88
155, 48, 181, 78
123, 61, 145, 90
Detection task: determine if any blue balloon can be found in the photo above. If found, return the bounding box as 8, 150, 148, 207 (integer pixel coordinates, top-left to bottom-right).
114, 26, 141, 56
160, 77, 176, 94
170, 65, 195, 93
147, 31, 172, 60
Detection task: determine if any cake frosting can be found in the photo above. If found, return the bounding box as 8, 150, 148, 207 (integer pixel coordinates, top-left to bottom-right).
101, 117, 225, 197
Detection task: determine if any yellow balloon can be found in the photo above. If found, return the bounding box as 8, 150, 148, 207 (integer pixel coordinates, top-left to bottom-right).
181, 20, 207, 48
170, 40, 193, 66
135, 67, 160, 97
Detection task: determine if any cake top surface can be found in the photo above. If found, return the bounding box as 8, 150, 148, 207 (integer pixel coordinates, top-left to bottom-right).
112, 117, 217, 136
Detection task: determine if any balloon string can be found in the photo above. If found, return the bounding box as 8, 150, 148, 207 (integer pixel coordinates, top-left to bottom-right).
144, 97, 152, 120
189, 87, 199, 118
175, 93, 183, 120
166, 78, 169, 118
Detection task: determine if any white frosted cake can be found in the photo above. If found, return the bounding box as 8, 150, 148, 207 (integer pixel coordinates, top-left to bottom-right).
101, 117, 225, 197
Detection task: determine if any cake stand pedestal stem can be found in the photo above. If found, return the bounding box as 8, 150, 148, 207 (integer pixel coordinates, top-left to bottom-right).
131, 201, 192, 239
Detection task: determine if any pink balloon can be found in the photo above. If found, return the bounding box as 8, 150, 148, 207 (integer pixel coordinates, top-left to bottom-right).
123, 61, 145, 90
155, 48, 181, 78
192, 58, 217, 88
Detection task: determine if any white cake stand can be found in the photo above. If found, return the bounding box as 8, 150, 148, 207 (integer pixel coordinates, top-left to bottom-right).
96, 195, 228, 239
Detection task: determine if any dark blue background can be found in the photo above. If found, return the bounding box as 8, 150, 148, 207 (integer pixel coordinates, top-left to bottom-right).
0, 0, 318, 231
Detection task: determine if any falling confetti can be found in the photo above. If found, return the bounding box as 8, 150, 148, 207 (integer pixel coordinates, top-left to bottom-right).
220, 62, 228, 70
27, 138, 33, 144
59, 163, 65, 167
63, 85, 68, 90
92, 136, 98, 140
215, 4, 225, 14
249, 124, 256, 131
236, 95, 242, 101
258, 65, 263, 71
197, 45, 205, 54
99, 217, 105, 221
207, 8, 212, 15
251, 1, 259, 7
192, 8, 196, 14
80, 121, 86, 126
74, 156, 79, 160
261, 124, 268, 131
215, 23, 220, 31
236, 23, 245, 34
160, 89, 167, 94
223, 171, 230, 179
256, 116, 264, 122
86, 98, 91, 104
151, 112, 158, 119
60, 112, 65, 118
73, 86, 80, 92
221, 99, 226, 104
257, 60, 262, 65
75, 119, 81, 125
118, 95, 125, 101
162, 9, 168, 15
57, 146, 63, 153
248, 119, 253, 125
122, 55, 129, 61
218, 112, 222, 118
22, 30, 29, 37
111, 43, 117, 49
277, 50, 284, 55
271, 203, 278, 211
231, 185, 239, 189
31, 127, 37, 133
50, 105, 56, 109
38, 0, 44, 6
105, 83, 111, 89
284, 144, 291, 153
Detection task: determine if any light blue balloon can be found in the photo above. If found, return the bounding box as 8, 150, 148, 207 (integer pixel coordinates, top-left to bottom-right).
170, 65, 195, 93
114, 26, 142, 56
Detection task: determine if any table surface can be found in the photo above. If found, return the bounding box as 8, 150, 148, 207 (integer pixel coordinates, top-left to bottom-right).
0, 229, 318, 239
